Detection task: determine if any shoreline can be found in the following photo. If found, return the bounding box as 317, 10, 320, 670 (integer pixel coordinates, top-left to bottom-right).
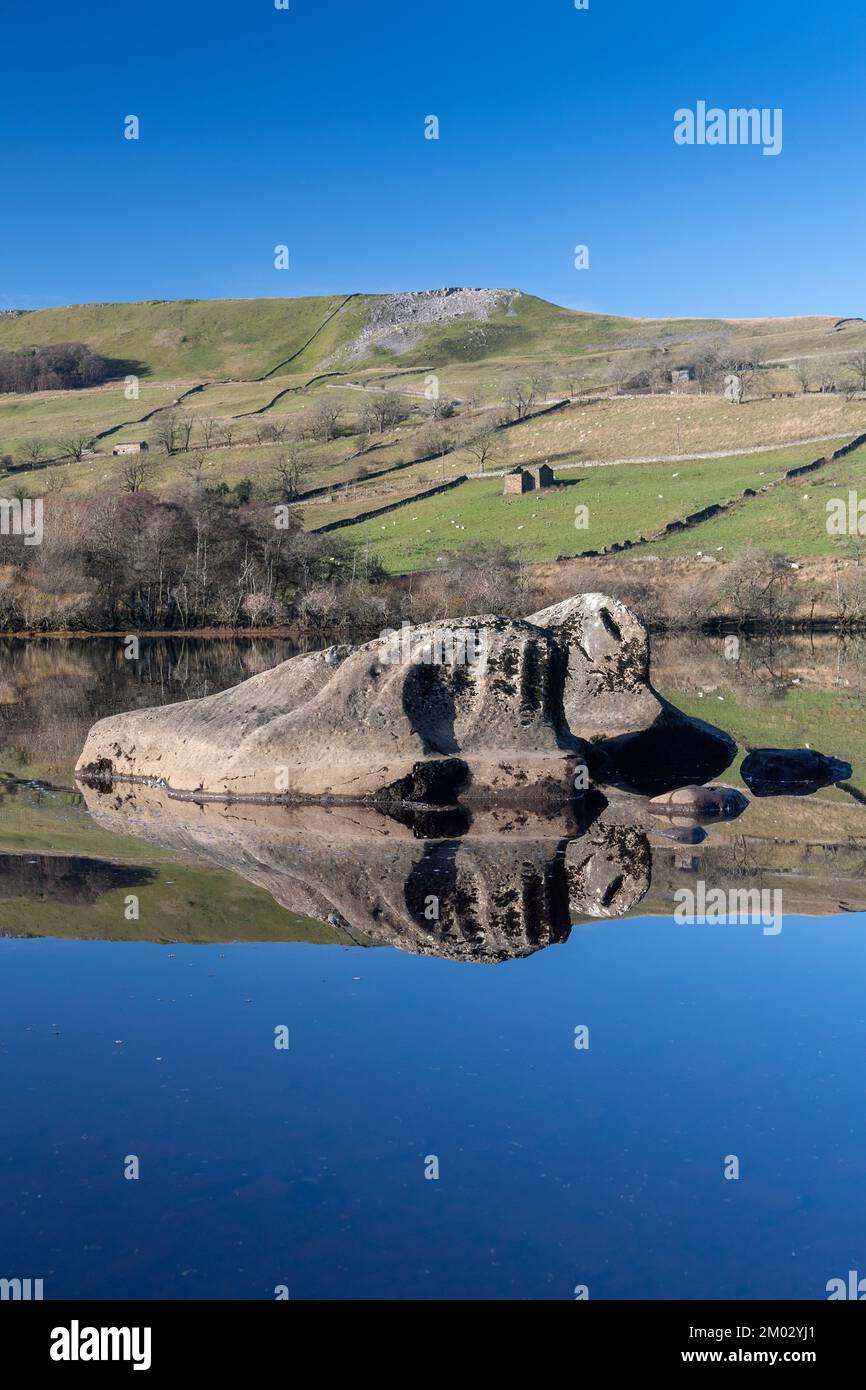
3, 618, 866, 640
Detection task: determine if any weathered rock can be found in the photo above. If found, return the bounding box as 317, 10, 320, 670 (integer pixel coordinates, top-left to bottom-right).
76, 595, 735, 806
527, 593, 737, 794
741, 747, 853, 798
77, 617, 587, 804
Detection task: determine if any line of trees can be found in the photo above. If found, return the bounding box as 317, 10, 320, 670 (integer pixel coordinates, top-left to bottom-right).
0, 342, 115, 394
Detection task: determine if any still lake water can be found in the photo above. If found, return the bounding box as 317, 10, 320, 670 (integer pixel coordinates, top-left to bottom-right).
2, 633, 866, 1300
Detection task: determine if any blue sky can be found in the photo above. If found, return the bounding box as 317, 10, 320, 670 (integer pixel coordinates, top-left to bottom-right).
2, 0, 862, 317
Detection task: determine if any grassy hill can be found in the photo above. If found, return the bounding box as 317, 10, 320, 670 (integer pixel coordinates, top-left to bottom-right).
4, 290, 866, 622
3, 290, 865, 382
0, 295, 360, 381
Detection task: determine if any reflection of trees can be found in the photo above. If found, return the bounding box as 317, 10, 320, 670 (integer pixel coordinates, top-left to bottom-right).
0, 636, 298, 781
651, 631, 866, 711
9, 628, 866, 786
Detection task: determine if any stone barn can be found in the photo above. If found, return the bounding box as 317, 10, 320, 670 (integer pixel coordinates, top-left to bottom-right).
528, 463, 556, 488
112, 440, 149, 456
504, 466, 534, 495
670, 366, 695, 386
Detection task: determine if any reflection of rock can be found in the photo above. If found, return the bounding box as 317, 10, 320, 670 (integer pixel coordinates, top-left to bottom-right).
565, 824, 652, 918
741, 747, 853, 798
79, 784, 651, 962
76, 594, 735, 807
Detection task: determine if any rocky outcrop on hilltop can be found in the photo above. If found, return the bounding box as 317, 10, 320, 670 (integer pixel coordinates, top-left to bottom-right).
337, 287, 519, 360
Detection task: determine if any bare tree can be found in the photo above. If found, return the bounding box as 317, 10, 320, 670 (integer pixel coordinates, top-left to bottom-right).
362, 390, 411, 434
723, 357, 759, 403
198, 416, 220, 449
271, 443, 314, 501
793, 360, 811, 394
20, 437, 47, 466
58, 431, 91, 461
719, 548, 792, 625
254, 417, 291, 446
461, 419, 503, 471
120, 454, 152, 493
151, 410, 180, 454
174, 411, 195, 452
846, 351, 866, 394
818, 367, 838, 394
184, 450, 210, 491
302, 398, 343, 442
504, 374, 543, 420
693, 350, 722, 395
418, 419, 453, 461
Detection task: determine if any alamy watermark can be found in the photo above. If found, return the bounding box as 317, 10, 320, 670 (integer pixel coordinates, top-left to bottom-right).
1, 1276, 43, 1300
674, 102, 783, 157
0, 497, 42, 545
674, 882, 783, 936
379, 622, 488, 669
827, 491, 866, 535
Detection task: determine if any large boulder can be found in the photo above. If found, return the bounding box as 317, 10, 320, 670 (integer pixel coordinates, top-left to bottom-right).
76, 595, 735, 806
526, 594, 736, 794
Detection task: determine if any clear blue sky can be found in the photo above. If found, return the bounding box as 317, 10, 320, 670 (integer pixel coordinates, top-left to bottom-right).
2, 0, 863, 318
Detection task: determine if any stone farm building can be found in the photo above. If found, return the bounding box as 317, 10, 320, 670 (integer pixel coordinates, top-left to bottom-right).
503, 463, 556, 495
112, 440, 149, 456
670, 366, 696, 386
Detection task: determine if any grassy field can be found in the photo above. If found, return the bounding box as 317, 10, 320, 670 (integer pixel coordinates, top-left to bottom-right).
0, 381, 182, 456
653, 442, 866, 559
5, 291, 866, 579
330, 442, 845, 571
503, 394, 866, 468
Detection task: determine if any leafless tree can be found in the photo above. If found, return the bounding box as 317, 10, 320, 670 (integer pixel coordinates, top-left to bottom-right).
271, 443, 314, 501
58, 431, 91, 461
151, 410, 180, 454
846, 351, 866, 393
723, 357, 759, 403
184, 450, 209, 491
198, 416, 220, 449
418, 419, 453, 461
693, 350, 722, 395
20, 437, 47, 466
120, 454, 152, 493
719, 548, 793, 625
504, 373, 548, 420
363, 390, 411, 434
254, 417, 291, 446
302, 397, 343, 442
462, 419, 503, 471
174, 411, 195, 452
793, 360, 811, 394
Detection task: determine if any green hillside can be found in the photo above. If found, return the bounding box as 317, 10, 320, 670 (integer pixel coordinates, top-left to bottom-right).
0, 295, 358, 380
2, 290, 862, 383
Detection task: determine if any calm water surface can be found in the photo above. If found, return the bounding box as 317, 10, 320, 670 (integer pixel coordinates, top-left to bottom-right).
1, 633, 865, 1300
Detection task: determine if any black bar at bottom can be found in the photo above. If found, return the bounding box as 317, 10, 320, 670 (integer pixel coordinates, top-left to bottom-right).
0, 1298, 859, 1374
